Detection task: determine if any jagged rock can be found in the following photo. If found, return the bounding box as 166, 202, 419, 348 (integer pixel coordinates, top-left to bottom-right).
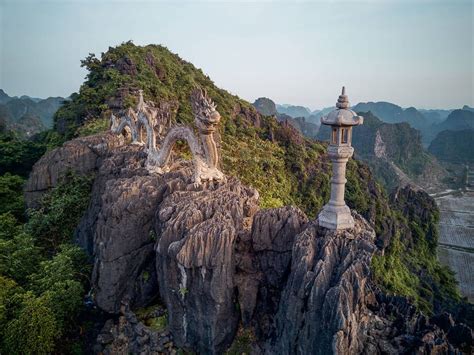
24, 132, 124, 208
253, 97, 277, 116
91, 173, 163, 312
269, 212, 377, 354
115, 55, 138, 76
95, 303, 175, 355
233, 102, 261, 128
365, 291, 473, 354
235, 206, 308, 336
154, 174, 259, 354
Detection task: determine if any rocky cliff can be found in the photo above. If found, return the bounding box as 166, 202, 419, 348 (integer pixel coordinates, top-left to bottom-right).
25, 132, 472, 354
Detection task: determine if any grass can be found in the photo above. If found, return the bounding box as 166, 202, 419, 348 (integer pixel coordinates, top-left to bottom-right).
225, 327, 255, 355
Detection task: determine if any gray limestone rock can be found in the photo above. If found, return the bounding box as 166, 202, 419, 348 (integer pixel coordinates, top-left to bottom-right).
269, 212, 376, 354
154, 174, 259, 354
24, 132, 125, 208
235, 206, 308, 338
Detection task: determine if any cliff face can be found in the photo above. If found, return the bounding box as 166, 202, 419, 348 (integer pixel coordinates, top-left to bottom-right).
25, 132, 472, 354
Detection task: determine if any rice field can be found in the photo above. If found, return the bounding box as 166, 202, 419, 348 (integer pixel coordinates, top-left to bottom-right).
438, 247, 474, 301
436, 191, 474, 302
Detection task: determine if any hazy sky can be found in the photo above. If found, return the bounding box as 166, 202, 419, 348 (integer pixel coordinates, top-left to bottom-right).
0, 0, 472, 109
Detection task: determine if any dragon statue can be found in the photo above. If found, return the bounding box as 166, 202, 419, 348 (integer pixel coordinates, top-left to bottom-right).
110, 88, 224, 186
110, 89, 171, 146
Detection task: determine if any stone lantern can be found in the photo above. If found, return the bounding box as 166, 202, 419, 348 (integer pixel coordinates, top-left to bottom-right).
318, 87, 363, 230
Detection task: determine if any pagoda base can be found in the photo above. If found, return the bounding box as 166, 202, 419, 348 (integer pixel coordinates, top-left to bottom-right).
318, 203, 354, 230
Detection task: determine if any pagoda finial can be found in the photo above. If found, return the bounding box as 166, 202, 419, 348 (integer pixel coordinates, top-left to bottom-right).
336, 86, 350, 109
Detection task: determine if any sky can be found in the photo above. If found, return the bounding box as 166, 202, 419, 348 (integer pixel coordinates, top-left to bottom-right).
0, 0, 473, 110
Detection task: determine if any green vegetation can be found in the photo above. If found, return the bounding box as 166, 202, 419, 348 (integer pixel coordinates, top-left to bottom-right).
0, 131, 47, 177
225, 327, 255, 355
77, 117, 110, 137
0, 173, 93, 354
0, 173, 25, 220
136, 304, 168, 332
372, 198, 462, 315
147, 315, 168, 332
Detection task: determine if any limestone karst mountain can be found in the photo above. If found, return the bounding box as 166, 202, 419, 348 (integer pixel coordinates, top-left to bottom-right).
423, 109, 474, 168
352, 101, 430, 130
418, 108, 453, 124
25, 132, 472, 354
275, 103, 311, 118
433, 108, 474, 132
429, 129, 474, 164
317, 111, 449, 192
252, 97, 319, 139
0, 89, 66, 137
253, 97, 278, 116
10, 42, 473, 353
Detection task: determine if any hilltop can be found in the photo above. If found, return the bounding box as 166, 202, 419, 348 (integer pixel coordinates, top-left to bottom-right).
52, 41, 468, 317
1, 42, 471, 353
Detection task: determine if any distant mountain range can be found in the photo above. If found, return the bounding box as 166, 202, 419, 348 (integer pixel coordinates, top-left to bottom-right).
0, 89, 66, 137
253, 98, 319, 139
271, 99, 473, 148
275, 104, 312, 118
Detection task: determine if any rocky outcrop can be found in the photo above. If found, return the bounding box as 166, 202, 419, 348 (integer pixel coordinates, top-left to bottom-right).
270, 213, 377, 354
91, 173, 163, 313
95, 303, 176, 354
253, 98, 277, 116
235, 206, 308, 337
24, 132, 125, 208
155, 175, 259, 354
364, 292, 474, 354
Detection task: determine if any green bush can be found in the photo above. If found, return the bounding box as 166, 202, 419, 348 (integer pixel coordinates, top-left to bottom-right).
0, 174, 25, 220
26, 172, 94, 251
0, 132, 46, 177
76, 118, 109, 137
3, 292, 59, 355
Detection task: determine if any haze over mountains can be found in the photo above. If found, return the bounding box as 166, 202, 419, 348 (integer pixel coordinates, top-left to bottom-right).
0, 89, 66, 137
253, 96, 474, 192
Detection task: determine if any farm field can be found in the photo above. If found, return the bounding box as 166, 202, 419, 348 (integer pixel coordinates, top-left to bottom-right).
436, 191, 474, 302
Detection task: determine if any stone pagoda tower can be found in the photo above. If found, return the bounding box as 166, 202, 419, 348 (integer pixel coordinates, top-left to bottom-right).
318, 87, 364, 230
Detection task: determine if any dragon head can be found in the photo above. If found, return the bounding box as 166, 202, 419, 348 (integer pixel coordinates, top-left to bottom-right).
191, 87, 221, 134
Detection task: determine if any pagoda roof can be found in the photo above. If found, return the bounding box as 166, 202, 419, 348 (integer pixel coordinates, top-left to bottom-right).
320, 87, 364, 127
